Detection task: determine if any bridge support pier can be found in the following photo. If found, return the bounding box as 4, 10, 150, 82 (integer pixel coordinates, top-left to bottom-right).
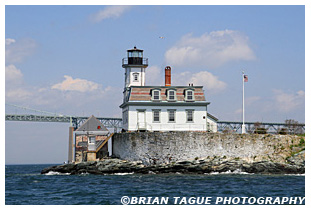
68, 126, 74, 163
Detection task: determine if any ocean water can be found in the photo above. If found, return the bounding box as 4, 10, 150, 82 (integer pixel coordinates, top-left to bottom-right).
5, 164, 305, 205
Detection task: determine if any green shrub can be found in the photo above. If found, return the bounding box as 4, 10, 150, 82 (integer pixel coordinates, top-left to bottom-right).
254, 128, 267, 134
278, 128, 288, 135
299, 138, 305, 146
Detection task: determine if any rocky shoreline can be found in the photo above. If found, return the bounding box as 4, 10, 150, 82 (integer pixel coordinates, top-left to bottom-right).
41, 151, 304, 175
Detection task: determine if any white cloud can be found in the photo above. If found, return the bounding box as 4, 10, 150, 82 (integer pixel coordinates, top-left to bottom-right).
51, 75, 101, 92
165, 30, 256, 68
5, 71, 122, 117
5, 38, 16, 45
5, 65, 23, 85
5, 38, 37, 64
5, 64, 33, 102
90, 6, 133, 22
273, 89, 305, 112
173, 71, 227, 94
145, 66, 226, 94
188, 71, 227, 92
6, 88, 33, 102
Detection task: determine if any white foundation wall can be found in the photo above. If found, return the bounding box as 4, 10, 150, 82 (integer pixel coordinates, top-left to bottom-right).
112, 132, 304, 165
125, 105, 216, 131
206, 118, 217, 132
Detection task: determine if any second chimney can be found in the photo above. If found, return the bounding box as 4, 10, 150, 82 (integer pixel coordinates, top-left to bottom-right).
165, 66, 171, 86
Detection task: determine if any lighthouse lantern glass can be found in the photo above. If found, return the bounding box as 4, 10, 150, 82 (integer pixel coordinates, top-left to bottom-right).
128, 51, 142, 58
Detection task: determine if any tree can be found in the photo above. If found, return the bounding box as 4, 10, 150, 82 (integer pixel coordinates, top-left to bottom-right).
285, 119, 302, 135
278, 128, 288, 135
253, 122, 267, 134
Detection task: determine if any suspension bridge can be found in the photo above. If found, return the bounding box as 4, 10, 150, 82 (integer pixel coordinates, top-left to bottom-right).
5, 103, 122, 132
5, 103, 305, 134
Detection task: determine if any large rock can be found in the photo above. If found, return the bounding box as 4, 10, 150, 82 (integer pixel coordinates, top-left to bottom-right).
287, 150, 305, 166
41, 155, 305, 175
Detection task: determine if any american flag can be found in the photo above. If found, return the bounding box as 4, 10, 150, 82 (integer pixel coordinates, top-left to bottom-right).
244, 75, 248, 82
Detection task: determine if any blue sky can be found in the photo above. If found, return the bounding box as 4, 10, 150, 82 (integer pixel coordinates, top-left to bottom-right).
4, 5, 306, 164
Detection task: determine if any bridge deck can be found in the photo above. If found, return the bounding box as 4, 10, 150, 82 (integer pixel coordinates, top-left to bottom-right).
5, 114, 304, 134
5, 114, 122, 130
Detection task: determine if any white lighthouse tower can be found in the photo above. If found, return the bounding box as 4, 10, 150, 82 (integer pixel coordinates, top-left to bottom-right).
122, 46, 148, 88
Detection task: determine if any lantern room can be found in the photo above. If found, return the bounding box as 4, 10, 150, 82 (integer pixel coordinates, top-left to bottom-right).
122, 46, 148, 67
127, 46, 143, 65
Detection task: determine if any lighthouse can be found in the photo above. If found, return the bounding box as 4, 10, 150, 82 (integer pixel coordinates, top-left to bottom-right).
120, 47, 218, 132
122, 46, 148, 88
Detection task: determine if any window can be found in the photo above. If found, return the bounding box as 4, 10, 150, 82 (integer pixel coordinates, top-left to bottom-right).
154, 91, 160, 100
167, 90, 176, 101
168, 109, 176, 122
153, 110, 160, 122
185, 90, 194, 101
133, 73, 139, 82
186, 110, 194, 122
152, 90, 161, 101
88, 136, 95, 144
129, 51, 142, 57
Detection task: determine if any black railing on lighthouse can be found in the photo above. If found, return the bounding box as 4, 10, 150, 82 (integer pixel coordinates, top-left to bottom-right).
122, 58, 148, 66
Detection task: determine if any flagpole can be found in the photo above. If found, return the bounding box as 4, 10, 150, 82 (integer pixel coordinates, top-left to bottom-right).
242, 71, 246, 134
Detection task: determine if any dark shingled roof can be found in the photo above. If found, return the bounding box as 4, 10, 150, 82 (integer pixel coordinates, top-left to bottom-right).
76, 115, 108, 131
206, 112, 218, 121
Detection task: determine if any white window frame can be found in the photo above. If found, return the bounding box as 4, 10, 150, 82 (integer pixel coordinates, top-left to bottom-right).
168, 109, 176, 123
167, 89, 176, 101
152, 89, 161, 101
186, 109, 194, 122
152, 109, 161, 123
185, 89, 195, 101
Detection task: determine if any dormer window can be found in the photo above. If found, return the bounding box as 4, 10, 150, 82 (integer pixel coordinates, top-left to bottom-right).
167, 89, 176, 101
152, 89, 161, 101
185, 89, 194, 101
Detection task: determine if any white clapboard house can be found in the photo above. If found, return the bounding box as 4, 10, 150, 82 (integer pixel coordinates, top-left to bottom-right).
120, 47, 218, 132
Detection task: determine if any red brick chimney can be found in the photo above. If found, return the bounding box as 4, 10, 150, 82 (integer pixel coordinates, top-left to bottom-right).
165, 66, 171, 86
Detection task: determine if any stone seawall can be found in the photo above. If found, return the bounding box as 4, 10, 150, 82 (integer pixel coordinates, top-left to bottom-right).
112, 132, 304, 165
